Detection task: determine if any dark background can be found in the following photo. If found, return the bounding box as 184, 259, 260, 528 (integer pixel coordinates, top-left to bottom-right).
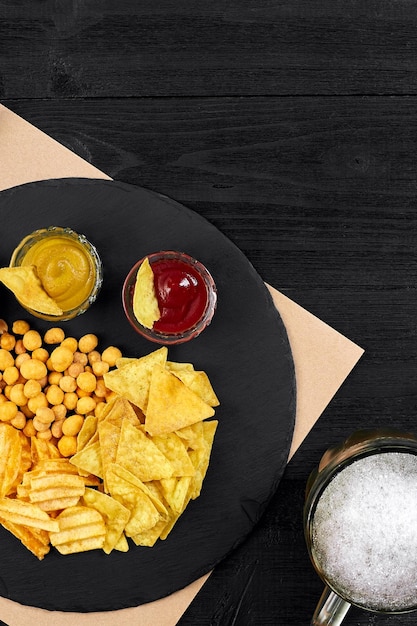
1, 2, 417, 624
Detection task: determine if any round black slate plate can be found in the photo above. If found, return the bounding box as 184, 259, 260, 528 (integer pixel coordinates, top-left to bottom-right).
0, 178, 296, 612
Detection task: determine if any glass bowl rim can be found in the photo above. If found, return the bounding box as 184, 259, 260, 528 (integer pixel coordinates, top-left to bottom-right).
122, 250, 217, 345
9, 225, 103, 321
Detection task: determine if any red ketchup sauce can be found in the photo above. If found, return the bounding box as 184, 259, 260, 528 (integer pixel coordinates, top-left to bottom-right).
151, 258, 208, 334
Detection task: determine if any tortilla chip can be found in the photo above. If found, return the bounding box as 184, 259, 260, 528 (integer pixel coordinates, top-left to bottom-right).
98, 420, 121, 490
116, 420, 173, 481
102, 396, 142, 429
166, 361, 194, 372
159, 475, 192, 514
77, 415, 98, 452
70, 441, 103, 480
132, 257, 160, 328
188, 420, 218, 499
172, 370, 220, 407
114, 533, 130, 552
83, 488, 130, 554
0, 266, 63, 315
152, 432, 195, 477
145, 365, 215, 436
131, 517, 168, 547
103, 347, 168, 411
106, 464, 161, 537
175, 421, 205, 450
159, 506, 186, 541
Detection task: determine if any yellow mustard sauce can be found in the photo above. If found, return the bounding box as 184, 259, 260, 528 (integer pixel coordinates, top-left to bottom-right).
20, 236, 96, 312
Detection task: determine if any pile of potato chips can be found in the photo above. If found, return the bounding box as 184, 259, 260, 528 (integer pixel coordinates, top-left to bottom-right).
0, 345, 219, 559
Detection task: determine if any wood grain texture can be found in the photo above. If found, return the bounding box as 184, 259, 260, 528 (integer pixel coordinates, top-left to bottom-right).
2, 0, 417, 622
1, 0, 417, 97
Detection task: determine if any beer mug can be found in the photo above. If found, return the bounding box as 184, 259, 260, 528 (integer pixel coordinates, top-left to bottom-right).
304, 429, 417, 625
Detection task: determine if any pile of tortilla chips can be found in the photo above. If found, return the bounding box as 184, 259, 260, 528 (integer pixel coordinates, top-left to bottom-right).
0, 346, 219, 558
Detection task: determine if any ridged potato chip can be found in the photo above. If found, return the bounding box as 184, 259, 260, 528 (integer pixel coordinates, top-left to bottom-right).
0, 498, 59, 532
0, 519, 50, 560
49, 505, 106, 554
28, 473, 85, 512
0, 423, 24, 498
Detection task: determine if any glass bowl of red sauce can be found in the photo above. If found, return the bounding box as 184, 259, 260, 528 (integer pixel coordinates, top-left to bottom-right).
122, 251, 217, 344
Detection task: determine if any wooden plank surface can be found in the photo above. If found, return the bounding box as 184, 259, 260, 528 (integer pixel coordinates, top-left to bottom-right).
1, 1, 417, 97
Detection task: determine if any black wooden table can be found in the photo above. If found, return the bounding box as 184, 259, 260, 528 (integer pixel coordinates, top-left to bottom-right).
1, 2, 417, 624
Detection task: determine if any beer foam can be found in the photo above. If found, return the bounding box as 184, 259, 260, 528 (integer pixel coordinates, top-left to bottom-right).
312, 452, 417, 612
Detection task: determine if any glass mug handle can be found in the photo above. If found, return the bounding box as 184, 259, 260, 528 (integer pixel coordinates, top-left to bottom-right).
311, 585, 351, 625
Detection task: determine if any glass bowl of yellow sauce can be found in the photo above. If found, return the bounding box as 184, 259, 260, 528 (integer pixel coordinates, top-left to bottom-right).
10, 226, 103, 321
